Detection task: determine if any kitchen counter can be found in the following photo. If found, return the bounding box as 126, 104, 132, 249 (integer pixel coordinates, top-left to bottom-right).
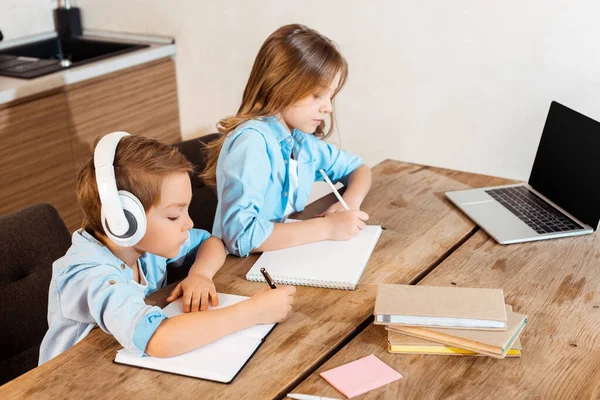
0, 30, 176, 106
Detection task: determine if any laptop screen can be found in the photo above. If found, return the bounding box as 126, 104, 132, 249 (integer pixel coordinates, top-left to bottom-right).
528, 101, 600, 230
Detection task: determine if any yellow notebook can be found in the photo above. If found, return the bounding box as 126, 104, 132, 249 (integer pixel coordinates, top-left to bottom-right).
386, 305, 526, 359
387, 330, 522, 357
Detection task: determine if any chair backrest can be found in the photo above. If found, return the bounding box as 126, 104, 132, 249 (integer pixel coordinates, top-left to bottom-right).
0, 204, 71, 385
168, 133, 222, 284
173, 133, 222, 231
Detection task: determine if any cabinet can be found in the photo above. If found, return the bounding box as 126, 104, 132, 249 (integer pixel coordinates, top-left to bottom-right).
0, 58, 181, 232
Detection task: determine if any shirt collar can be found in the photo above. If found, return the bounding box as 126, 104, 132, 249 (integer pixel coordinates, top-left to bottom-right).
79, 228, 106, 247
264, 116, 306, 145
77, 228, 140, 267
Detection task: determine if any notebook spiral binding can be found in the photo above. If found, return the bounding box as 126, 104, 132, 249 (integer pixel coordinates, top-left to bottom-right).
246, 273, 353, 290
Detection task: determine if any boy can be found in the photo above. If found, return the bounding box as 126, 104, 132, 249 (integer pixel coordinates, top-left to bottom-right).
39, 133, 295, 365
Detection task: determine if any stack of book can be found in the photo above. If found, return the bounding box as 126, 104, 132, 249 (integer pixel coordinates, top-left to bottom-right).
374, 284, 527, 358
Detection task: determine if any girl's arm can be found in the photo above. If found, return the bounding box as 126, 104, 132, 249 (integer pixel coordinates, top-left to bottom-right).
341, 164, 372, 210
253, 209, 369, 252
146, 286, 296, 357
253, 164, 372, 252
254, 218, 329, 251
320, 164, 372, 215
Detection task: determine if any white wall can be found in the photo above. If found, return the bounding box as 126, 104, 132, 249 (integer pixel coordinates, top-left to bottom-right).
0, 0, 55, 40
4, 1, 600, 182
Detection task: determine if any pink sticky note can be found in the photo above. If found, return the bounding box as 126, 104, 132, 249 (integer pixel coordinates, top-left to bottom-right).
320, 354, 403, 398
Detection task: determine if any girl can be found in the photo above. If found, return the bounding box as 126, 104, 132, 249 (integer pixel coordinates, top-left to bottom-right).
202, 24, 372, 257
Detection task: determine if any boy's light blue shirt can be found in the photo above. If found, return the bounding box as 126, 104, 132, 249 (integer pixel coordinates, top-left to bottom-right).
38, 227, 211, 365
213, 116, 363, 257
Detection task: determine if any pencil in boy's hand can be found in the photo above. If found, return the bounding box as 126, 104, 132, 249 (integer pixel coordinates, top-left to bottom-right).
260, 267, 277, 289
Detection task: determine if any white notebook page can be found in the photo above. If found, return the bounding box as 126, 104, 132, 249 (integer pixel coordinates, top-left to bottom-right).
247, 224, 382, 290
114, 294, 275, 383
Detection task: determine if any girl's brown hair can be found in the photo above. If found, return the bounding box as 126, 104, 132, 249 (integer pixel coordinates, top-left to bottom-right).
201, 24, 348, 187
77, 135, 193, 237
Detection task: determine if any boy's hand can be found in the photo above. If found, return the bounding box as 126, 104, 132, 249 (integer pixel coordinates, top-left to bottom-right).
167, 273, 219, 312
249, 286, 296, 324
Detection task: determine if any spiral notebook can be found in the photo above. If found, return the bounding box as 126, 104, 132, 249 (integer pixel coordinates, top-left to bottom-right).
114, 294, 275, 383
246, 224, 382, 290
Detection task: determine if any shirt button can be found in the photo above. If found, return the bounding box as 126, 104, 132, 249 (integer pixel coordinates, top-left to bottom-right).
283, 191, 288, 197
120, 263, 126, 270
109, 280, 116, 285
286, 137, 292, 142
284, 160, 289, 165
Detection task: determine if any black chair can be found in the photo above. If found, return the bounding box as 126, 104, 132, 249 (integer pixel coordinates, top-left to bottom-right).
0, 204, 72, 385
0, 135, 221, 384
167, 133, 222, 283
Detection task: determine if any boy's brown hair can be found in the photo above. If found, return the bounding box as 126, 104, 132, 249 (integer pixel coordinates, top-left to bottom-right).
77, 135, 193, 236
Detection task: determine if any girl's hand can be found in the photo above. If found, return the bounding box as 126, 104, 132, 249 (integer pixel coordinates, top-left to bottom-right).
249, 286, 296, 324
317, 201, 352, 217
323, 210, 369, 240
167, 273, 219, 312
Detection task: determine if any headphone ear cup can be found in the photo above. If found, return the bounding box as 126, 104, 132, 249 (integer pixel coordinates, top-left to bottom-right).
101, 191, 147, 247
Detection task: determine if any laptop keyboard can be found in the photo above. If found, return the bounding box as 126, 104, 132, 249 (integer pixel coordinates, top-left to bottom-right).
485, 186, 582, 234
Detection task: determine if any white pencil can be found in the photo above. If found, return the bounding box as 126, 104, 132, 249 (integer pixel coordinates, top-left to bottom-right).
319, 169, 350, 210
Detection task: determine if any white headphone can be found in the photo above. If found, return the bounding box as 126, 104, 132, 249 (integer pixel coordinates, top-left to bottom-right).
94, 131, 147, 247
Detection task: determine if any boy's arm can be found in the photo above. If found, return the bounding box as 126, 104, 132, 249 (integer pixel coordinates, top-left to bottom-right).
146, 300, 257, 357
166, 236, 227, 311
58, 265, 168, 357
147, 285, 296, 357
188, 236, 226, 279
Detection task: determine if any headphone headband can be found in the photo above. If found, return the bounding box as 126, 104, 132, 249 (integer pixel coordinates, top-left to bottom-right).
94, 132, 131, 237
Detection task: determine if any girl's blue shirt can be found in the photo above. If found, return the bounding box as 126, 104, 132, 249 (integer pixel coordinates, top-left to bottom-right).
212, 116, 363, 256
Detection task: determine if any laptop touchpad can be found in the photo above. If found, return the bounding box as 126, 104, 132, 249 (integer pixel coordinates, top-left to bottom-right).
462, 201, 537, 239
449, 188, 495, 205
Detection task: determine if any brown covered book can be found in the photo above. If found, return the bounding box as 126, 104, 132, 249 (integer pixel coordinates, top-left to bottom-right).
374, 284, 507, 330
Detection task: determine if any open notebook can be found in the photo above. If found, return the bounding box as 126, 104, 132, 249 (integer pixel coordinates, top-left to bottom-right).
114, 294, 275, 383
246, 223, 382, 290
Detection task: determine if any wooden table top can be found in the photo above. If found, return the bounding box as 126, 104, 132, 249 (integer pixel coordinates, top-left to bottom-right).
293, 225, 600, 399
0, 160, 513, 400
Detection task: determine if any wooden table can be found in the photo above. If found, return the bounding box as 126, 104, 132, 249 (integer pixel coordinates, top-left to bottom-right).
1, 160, 516, 399
293, 220, 600, 398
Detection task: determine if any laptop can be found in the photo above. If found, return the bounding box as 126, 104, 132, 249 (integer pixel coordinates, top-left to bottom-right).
446, 101, 600, 244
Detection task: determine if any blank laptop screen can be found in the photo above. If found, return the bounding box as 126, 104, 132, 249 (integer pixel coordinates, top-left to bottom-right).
528, 101, 600, 230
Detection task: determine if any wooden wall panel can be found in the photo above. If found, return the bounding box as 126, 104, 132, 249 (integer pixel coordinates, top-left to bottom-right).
0, 92, 81, 231
1, 58, 182, 232
66, 58, 182, 170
